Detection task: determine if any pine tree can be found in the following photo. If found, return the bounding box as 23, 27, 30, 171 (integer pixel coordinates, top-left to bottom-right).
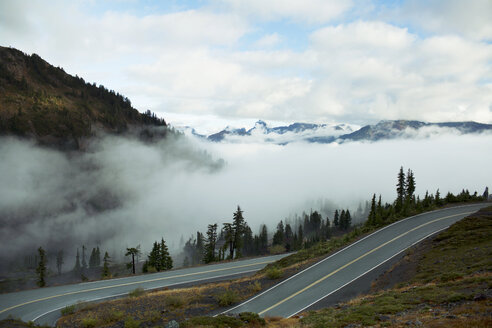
56, 250, 64, 275
195, 232, 204, 263
160, 238, 173, 270
81, 245, 87, 270
396, 166, 406, 213
367, 194, 377, 226
259, 224, 268, 254
483, 187, 489, 200
89, 248, 96, 268
232, 206, 245, 258
435, 189, 441, 206
95, 247, 101, 266
222, 223, 235, 259
73, 248, 81, 274
36, 247, 47, 287
125, 246, 141, 274
284, 224, 293, 251
406, 169, 416, 204
148, 241, 160, 270
333, 210, 339, 228
273, 220, 285, 246
297, 224, 304, 249
102, 252, 111, 278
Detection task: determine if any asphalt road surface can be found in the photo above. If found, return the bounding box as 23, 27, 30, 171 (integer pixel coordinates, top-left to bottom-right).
223, 204, 488, 318
0, 253, 288, 325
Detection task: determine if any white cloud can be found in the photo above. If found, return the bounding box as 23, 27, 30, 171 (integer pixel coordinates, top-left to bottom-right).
255, 33, 282, 48
394, 0, 492, 41
215, 0, 353, 24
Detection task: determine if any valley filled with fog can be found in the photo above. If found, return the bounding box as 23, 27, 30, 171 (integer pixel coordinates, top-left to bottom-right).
1, 131, 491, 272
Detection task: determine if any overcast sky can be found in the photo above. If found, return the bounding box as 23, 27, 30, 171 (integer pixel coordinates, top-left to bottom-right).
1, 0, 491, 129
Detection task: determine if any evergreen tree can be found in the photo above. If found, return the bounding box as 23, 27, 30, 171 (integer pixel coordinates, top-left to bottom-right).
242, 224, 254, 256
102, 252, 111, 278
406, 169, 416, 204
259, 224, 268, 254
160, 238, 173, 270
56, 250, 63, 275
273, 220, 285, 246
95, 247, 101, 266
483, 187, 489, 200
125, 246, 141, 274
396, 166, 406, 213
89, 248, 96, 268
435, 188, 441, 206
296, 224, 303, 249
81, 245, 87, 270
222, 223, 235, 259
36, 247, 47, 287
333, 210, 339, 228
73, 248, 81, 274
148, 241, 160, 270
195, 232, 205, 263
284, 224, 293, 251
367, 194, 377, 226
232, 206, 246, 258
204, 224, 218, 263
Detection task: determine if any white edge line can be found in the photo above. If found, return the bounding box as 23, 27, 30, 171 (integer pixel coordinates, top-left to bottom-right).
286, 226, 450, 318
32, 268, 260, 324
219, 203, 481, 316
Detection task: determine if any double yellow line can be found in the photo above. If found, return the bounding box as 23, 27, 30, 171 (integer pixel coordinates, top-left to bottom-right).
258, 212, 470, 315
0, 260, 274, 314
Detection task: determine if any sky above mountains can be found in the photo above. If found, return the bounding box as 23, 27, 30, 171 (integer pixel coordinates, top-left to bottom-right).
1, 0, 491, 128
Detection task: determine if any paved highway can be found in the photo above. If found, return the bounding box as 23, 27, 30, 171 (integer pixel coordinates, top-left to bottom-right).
0, 253, 288, 325
223, 204, 488, 318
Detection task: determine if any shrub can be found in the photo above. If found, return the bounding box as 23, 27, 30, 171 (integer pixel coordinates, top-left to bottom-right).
165, 294, 185, 308
81, 317, 98, 328
128, 287, 145, 298
269, 244, 286, 254
124, 317, 141, 328
217, 289, 240, 306
265, 266, 283, 280
60, 304, 76, 316
238, 312, 266, 325
249, 280, 262, 293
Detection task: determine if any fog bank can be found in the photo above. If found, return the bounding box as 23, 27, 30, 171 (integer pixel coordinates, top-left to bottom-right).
1, 132, 490, 270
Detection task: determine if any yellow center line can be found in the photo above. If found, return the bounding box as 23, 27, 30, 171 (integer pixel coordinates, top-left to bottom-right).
258, 212, 471, 315
0, 260, 275, 314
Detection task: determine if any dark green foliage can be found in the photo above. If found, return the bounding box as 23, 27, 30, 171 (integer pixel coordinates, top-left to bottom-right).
125, 246, 141, 274
396, 166, 406, 213
81, 245, 87, 270
204, 223, 218, 263
145, 238, 172, 272
272, 220, 285, 246
259, 224, 269, 254
102, 252, 111, 278
73, 248, 81, 274
56, 250, 64, 275
216, 289, 240, 306
36, 247, 47, 287
232, 206, 246, 258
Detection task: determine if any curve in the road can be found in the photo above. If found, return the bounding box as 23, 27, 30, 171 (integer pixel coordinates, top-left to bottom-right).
0, 253, 288, 325
223, 203, 488, 318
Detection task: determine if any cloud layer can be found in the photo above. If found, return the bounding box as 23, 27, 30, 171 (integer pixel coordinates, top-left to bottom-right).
1, 0, 491, 125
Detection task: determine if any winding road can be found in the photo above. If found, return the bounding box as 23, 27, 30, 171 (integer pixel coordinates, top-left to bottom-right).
222, 203, 488, 318
0, 254, 288, 325
1, 204, 487, 326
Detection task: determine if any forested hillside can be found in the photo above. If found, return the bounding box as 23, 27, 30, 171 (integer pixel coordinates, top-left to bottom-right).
0, 46, 166, 149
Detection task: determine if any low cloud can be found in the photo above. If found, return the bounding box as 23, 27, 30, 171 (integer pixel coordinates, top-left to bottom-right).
1, 132, 491, 272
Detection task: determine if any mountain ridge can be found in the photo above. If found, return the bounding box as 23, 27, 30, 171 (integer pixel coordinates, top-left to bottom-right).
201, 119, 492, 144
0, 46, 167, 149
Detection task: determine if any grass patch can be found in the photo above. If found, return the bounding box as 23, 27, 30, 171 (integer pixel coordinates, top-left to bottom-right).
216, 289, 240, 306
124, 317, 141, 328
60, 304, 76, 316
265, 266, 283, 280
181, 315, 244, 328
128, 287, 145, 298
165, 294, 186, 309
81, 317, 98, 328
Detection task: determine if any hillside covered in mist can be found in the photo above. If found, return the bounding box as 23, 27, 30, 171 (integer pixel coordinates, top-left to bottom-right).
0, 46, 166, 149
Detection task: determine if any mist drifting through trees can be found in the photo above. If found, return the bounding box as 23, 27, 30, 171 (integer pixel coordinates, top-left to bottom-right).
0, 131, 491, 273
